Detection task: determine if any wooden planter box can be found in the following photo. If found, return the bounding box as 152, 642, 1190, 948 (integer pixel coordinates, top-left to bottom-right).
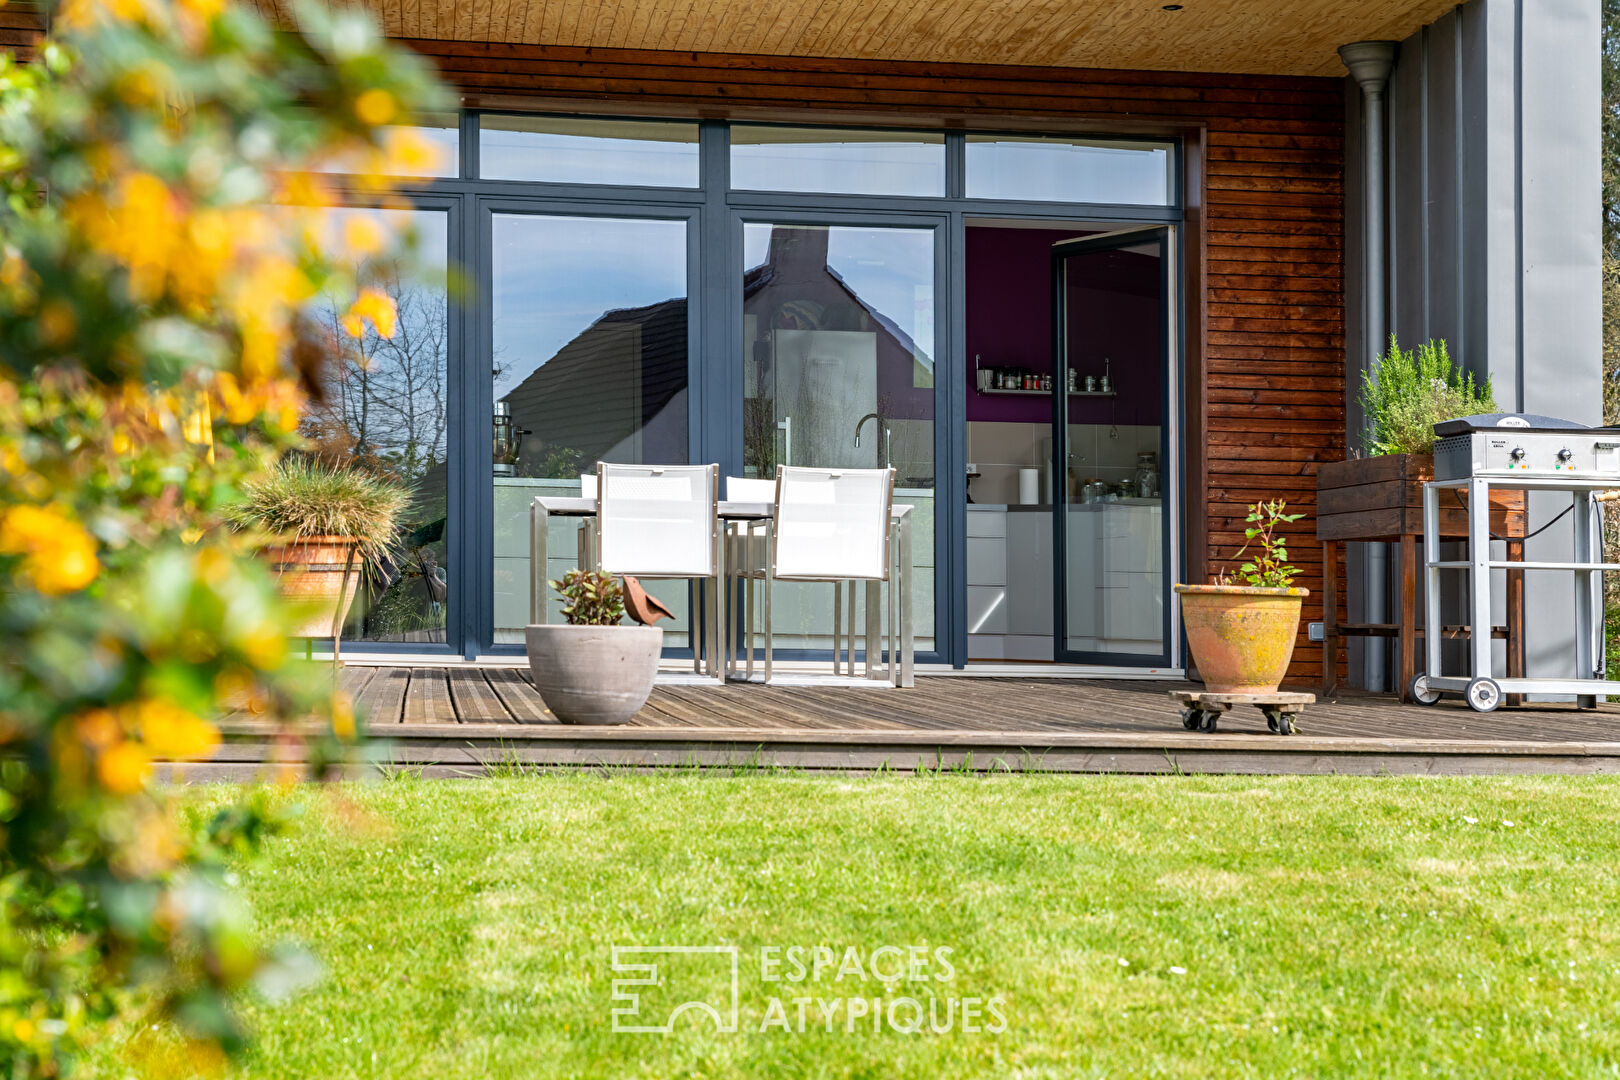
1317, 454, 1525, 542
1316, 454, 1526, 702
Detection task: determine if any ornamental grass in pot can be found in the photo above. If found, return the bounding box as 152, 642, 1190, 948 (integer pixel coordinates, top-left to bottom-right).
1176, 500, 1309, 695
525, 571, 669, 725
229, 459, 410, 639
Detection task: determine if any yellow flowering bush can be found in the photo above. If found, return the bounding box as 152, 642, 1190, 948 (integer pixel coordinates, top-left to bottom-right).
0, 0, 447, 1074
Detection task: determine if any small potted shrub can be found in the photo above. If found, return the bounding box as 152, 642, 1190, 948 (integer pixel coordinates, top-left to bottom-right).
525, 570, 665, 725
1318, 336, 1522, 539
1175, 500, 1309, 695
229, 458, 410, 640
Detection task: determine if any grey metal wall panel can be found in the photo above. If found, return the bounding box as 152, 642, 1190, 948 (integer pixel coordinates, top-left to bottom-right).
1343, 0, 1601, 692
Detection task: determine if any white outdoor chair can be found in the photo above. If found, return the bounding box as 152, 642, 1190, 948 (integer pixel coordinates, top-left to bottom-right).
595, 462, 721, 678
768, 465, 897, 684
723, 476, 777, 681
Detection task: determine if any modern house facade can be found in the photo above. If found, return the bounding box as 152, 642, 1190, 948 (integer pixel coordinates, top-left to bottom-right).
7, 0, 1597, 684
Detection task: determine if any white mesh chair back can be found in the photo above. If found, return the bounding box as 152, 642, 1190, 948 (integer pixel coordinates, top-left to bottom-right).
596, 463, 718, 577
772, 466, 893, 581
725, 476, 777, 503
579, 473, 598, 499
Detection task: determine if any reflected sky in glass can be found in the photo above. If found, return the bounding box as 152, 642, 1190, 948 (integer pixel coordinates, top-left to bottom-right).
480, 117, 700, 187
730, 128, 945, 196
493, 214, 687, 399
966, 137, 1172, 205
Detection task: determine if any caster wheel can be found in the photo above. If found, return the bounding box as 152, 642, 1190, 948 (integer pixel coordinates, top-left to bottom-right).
1408, 672, 1441, 706
1181, 708, 1201, 731
1263, 707, 1280, 733
1276, 713, 1297, 736
1199, 711, 1218, 733
1464, 677, 1502, 714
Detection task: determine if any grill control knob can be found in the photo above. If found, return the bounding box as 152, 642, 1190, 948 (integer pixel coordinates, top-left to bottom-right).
1509, 446, 1526, 460
1558, 447, 1574, 462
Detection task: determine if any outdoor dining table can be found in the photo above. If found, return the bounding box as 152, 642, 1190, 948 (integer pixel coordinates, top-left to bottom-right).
528, 496, 915, 687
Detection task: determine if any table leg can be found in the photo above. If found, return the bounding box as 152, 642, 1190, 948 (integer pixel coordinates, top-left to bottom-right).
865, 580, 881, 679
529, 501, 548, 626
1397, 532, 1416, 702
832, 581, 842, 677
846, 581, 856, 677
1321, 540, 1337, 698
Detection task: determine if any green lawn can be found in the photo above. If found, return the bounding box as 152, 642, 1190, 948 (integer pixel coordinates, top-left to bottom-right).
93, 773, 1620, 1078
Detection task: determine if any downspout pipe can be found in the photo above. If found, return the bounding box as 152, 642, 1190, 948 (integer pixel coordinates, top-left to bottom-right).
1340, 41, 1397, 691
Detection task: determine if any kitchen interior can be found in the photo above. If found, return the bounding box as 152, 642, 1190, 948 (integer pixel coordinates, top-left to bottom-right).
964, 218, 1167, 662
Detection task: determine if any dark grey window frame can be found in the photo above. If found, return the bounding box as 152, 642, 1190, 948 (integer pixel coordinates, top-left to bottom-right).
330, 113, 1186, 666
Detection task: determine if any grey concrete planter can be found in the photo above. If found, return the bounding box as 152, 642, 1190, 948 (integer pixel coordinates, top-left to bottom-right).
523, 623, 663, 725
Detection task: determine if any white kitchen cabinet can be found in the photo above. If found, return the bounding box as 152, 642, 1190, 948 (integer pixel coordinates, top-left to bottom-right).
1006, 511, 1053, 637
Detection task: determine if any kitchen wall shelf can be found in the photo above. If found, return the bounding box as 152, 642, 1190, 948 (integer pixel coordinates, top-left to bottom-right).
977, 387, 1117, 398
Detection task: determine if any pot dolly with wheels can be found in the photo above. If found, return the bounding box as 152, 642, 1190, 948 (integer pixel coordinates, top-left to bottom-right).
1170, 690, 1314, 736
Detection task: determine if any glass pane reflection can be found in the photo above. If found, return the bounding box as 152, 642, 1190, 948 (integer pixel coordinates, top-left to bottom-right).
302, 207, 452, 643
480, 115, 701, 187
966, 135, 1173, 205
491, 213, 691, 645
741, 223, 936, 653
730, 126, 945, 196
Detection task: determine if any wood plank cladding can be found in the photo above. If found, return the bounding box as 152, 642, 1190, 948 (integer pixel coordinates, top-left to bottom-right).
0, 3, 44, 57
248, 0, 1453, 78
414, 42, 1348, 681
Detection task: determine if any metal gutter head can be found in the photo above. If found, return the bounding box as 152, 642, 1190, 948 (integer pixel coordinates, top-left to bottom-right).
1338, 41, 1398, 93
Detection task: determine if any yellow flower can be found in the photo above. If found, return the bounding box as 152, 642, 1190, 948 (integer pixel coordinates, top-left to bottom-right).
353, 89, 398, 127
341, 288, 397, 340
75, 707, 122, 749
129, 699, 219, 761
0, 505, 101, 594
331, 690, 356, 740
382, 127, 445, 175
342, 214, 386, 258
97, 741, 152, 794
240, 623, 286, 671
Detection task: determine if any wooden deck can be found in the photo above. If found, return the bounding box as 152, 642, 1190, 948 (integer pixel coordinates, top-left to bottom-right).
192, 665, 1620, 779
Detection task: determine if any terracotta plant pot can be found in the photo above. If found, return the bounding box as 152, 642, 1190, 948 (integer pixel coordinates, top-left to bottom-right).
1174, 584, 1309, 695
262, 536, 363, 639
524, 623, 663, 725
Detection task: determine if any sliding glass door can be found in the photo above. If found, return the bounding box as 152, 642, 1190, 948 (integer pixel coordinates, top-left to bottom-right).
1052, 227, 1173, 665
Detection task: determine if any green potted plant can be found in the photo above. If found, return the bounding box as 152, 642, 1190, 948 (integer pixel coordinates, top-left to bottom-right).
229, 458, 410, 641
524, 570, 666, 725
1318, 336, 1521, 540
1176, 500, 1309, 695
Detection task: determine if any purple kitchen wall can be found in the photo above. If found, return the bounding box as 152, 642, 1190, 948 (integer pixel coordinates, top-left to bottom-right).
965, 225, 1164, 426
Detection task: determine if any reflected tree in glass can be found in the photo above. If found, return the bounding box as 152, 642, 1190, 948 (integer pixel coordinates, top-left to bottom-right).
303, 209, 452, 642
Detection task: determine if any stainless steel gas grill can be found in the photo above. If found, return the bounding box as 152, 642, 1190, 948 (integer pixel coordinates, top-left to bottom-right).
1413, 413, 1619, 712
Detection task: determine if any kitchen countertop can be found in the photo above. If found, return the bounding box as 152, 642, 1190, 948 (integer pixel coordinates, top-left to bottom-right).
969, 499, 1162, 511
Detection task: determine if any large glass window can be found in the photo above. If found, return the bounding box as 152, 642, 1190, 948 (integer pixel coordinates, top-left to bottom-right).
741, 222, 936, 653
303, 207, 453, 643
312, 115, 461, 179
491, 213, 691, 644
730, 127, 945, 197
965, 135, 1173, 205
480, 115, 701, 187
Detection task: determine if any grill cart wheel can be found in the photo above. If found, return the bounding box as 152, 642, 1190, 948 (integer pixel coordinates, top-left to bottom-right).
1465, 677, 1502, 714
1408, 672, 1442, 706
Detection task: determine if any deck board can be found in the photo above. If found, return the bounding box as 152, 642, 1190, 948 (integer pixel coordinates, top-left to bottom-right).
204, 668, 1620, 777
